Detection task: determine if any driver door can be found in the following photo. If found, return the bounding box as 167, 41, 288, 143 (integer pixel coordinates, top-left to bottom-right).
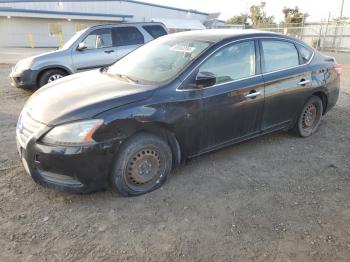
72, 28, 118, 71
182, 40, 265, 154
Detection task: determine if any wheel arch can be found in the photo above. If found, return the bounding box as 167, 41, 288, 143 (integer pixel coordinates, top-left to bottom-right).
133, 123, 182, 167
36, 65, 72, 86
312, 91, 328, 115
99, 120, 182, 167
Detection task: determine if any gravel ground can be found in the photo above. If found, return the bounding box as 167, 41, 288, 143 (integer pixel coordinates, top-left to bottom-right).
0, 52, 349, 262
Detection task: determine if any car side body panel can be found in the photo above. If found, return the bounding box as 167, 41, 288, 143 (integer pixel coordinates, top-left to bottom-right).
94, 34, 340, 161
16, 31, 340, 193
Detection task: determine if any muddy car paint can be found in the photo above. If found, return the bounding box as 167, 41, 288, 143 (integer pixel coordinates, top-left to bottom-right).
17, 30, 340, 193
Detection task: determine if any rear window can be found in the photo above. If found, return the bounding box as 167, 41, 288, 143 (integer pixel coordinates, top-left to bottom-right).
112, 27, 144, 46
298, 44, 313, 63
142, 25, 167, 39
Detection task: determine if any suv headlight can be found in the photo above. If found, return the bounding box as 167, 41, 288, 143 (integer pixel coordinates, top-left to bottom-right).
15, 58, 34, 72
41, 119, 103, 146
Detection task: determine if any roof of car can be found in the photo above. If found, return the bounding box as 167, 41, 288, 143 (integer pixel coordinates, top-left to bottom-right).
89, 22, 166, 29
168, 29, 291, 43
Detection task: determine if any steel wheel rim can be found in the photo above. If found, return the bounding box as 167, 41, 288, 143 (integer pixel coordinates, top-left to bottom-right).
48, 74, 63, 83
302, 103, 318, 130
125, 149, 162, 191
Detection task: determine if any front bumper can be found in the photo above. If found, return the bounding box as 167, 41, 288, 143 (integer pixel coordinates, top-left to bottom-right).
9, 68, 38, 89
17, 135, 120, 193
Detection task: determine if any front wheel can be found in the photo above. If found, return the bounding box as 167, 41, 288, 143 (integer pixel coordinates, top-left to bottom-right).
292, 96, 323, 137
111, 133, 172, 196
38, 69, 67, 87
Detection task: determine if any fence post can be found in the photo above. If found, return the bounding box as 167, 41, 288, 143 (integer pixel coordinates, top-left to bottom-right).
28, 32, 34, 48
59, 32, 63, 48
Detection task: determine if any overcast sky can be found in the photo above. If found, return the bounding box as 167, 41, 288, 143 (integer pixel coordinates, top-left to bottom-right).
142, 0, 349, 22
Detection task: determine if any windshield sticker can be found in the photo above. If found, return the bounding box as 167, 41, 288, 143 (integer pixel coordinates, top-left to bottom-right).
170, 45, 196, 53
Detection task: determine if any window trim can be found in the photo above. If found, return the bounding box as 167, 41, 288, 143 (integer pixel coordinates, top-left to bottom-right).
82, 28, 113, 50
177, 36, 315, 92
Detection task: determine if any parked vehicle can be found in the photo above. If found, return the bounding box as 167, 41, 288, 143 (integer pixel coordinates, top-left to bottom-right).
9, 22, 167, 89
16, 30, 340, 196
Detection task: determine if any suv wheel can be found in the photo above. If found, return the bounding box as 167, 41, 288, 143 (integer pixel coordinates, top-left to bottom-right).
111, 133, 173, 196
38, 69, 67, 87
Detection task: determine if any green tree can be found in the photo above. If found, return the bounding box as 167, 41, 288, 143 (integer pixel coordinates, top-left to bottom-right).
282, 6, 308, 26
226, 14, 248, 25
249, 2, 275, 27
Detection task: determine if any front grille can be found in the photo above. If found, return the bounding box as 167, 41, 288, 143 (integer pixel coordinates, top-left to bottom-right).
16, 112, 45, 148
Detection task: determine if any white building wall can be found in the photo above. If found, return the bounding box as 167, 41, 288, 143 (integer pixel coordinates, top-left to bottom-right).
0, 1, 207, 22
0, 1, 209, 47
0, 17, 113, 47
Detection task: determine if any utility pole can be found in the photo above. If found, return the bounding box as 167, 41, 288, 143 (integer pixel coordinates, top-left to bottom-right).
339, 0, 345, 20
337, 0, 345, 52
323, 12, 331, 51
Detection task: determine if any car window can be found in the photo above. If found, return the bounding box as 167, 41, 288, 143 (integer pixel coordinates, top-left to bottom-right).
82, 28, 112, 49
198, 41, 256, 85
142, 25, 167, 39
261, 40, 299, 73
298, 44, 313, 63
112, 27, 144, 46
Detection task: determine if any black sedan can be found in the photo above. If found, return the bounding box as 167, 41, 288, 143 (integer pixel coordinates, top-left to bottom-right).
16, 30, 340, 196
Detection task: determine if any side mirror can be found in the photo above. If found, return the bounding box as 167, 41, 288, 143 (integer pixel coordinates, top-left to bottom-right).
195, 71, 216, 88
77, 42, 87, 51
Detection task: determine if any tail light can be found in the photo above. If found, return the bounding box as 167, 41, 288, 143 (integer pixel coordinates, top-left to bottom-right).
333, 64, 342, 77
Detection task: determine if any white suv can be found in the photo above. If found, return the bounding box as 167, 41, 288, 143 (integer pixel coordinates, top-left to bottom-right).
9, 22, 167, 89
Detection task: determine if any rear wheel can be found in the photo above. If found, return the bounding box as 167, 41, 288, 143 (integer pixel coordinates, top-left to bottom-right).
292, 96, 323, 137
111, 133, 172, 196
38, 69, 67, 87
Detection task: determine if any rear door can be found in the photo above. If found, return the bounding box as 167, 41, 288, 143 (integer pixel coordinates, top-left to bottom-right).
260, 39, 312, 131
72, 28, 118, 71
112, 26, 145, 60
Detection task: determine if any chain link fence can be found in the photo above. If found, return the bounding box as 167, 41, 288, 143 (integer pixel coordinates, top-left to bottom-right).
254, 23, 350, 52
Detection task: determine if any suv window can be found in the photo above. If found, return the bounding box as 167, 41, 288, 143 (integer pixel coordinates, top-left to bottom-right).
142, 25, 167, 39
199, 41, 256, 85
261, 40, 299, 73
298, 44, 313, 63
83, 28, 112, 49
112, 27, 144, 46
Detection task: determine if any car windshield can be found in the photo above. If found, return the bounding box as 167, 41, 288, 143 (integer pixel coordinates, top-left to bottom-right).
107, 37, 211, 85
61, 29, 88, 50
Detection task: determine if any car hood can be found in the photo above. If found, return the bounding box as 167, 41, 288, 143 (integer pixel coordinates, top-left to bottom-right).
25, 70, 156, 126
24, 49, 66, 63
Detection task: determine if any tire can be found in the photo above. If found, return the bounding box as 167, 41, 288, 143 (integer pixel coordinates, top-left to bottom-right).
38, 69, 67, 87
111, 133, 173, 197
292, 96, 323, 137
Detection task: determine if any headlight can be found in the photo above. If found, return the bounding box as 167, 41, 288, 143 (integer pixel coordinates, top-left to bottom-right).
41, 119, 103, 146
15, 58, 34, 72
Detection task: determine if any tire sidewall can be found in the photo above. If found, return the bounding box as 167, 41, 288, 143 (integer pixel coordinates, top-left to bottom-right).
39, 69, 66, 87
111, 133, 172, 196
297, 96, 323, 137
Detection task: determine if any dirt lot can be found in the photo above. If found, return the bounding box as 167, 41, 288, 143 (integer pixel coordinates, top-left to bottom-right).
0, 50, 350, 262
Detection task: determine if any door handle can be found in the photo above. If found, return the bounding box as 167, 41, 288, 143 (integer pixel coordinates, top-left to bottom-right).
298, 79, 310, 86
245, 91, 261, 99
104, 50, 114, 54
